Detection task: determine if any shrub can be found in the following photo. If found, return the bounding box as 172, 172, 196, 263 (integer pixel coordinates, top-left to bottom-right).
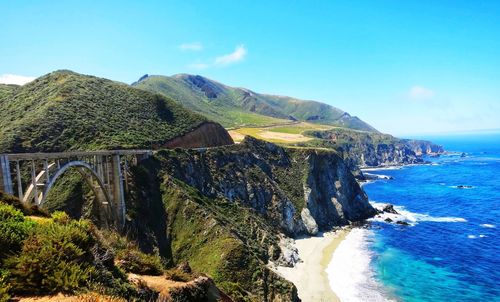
51, 210, 72, 224
7, 218, 97, 294
0, 203, 35, 259
164, 268, 192, 282
0, 269, 11, 302
115, 246, 164, 275
0, 191, 48, 217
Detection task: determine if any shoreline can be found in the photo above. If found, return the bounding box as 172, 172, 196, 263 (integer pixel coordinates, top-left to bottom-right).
272, 228, 350, 302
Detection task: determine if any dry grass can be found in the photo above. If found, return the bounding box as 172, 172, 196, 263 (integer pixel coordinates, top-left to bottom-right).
229, 122, 332, 144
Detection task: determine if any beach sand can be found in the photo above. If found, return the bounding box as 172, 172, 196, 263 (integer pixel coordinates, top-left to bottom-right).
273, 229, 349, 302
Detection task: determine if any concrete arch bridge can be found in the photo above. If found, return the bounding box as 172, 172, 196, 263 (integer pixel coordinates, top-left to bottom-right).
0, 150, 152, 228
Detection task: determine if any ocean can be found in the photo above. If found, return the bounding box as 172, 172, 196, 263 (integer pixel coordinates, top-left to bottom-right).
328, 133, 500, 302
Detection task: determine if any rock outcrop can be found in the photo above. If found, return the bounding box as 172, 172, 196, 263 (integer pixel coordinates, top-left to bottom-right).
305, 128, 443, 168
154, 136, 376, 236
160, 122, 234, 149
129, 137, 375, 301
401, 139, 445, 155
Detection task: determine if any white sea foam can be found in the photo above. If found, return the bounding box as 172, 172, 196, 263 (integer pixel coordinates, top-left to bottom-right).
363, 172, 393, 180
480, 223, 496, 228
468, 234, 487, 239
370, 202, 467, 226
361, 166, 402, 172
327, 228, 395, 302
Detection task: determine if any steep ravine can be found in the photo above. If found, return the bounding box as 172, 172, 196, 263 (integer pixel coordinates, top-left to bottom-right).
127, 137, 376, 301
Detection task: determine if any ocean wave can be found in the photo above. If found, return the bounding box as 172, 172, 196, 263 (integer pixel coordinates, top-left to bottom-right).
468, 234, 487, 239
327, 228, 395, 302
480, 223, 496, 228
361, 166, 402, 172
370, 202, 467, 226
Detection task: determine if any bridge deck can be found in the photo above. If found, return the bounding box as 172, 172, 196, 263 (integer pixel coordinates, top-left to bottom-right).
3, 150, 152, 161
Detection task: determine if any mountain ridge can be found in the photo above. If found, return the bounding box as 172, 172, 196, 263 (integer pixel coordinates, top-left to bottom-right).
132, 73, 378, 132
0, 70, 232, 153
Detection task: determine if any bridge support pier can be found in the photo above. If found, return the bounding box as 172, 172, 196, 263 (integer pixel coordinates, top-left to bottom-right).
0, 155, 14, 195
111, 154, 126, 228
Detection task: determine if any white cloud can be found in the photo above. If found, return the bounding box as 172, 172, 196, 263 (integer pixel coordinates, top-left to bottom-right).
179, 42, 203, 51
214, 45, 247, 66
0, 74, 35, 85
187, 44, 247, 70
409, 85, 435, 100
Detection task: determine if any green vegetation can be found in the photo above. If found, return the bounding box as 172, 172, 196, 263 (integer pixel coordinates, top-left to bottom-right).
131, 153, 298, 301
164, 268, 194, 282
0, 70, 208, 153
162, 181, 295, 301
133, 74, 378, 131
7, 212, 97, 294
0, 203, 35, 260
0, 84, 18, 100
0, 193, 164, 300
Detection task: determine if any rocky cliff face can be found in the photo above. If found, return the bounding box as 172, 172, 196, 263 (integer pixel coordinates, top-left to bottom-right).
306, 128, 443, 168
154, 136, 375, 235
160, 121, 234, 149
401, 139, 445, 155
128, 137, 375, 301
338, 142, 424, 168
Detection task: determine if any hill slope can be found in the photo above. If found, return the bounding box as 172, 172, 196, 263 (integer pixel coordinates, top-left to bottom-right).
0, 71, 227, 153
0, 84, 18, 99
132, 74, 378, 131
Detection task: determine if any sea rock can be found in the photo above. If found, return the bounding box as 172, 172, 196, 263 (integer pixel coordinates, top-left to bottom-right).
277, 238, 300, 267
382, 204, 399, 214
385, 218, 393, 223
300, 208, 319, 235
396, 221, 410, 226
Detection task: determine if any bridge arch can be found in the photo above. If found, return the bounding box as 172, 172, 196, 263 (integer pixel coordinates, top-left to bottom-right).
39, 161, 112, 207
0, 150, 152, 229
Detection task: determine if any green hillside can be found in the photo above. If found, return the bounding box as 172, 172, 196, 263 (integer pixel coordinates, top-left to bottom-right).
132, 74, 378, 131
0, 71, 208, 153
0, 84, 18, 99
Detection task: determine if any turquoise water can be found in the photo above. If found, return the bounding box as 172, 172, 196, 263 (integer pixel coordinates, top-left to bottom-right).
363, 133, 500, 302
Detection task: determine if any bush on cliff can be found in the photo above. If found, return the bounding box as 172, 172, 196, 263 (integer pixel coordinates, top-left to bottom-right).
98, 230, 165, 276
0, 203, 35, 259
6, 212, 97, 294
0, 196, 143, 299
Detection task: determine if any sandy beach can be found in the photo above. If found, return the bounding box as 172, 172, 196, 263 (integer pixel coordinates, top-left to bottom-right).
272, 229, 350, 302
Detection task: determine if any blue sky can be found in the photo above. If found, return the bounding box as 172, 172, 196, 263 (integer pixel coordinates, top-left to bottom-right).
1, 0, 499, 135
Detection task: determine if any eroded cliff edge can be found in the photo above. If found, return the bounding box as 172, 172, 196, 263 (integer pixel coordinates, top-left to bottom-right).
128, 137, 376, 301
160, 121, 234, 149
304, 128, 444, 169
153, 136, 374, 235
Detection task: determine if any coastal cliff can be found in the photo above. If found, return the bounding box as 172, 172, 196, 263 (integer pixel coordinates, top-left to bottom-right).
151, 136, 375, 235
128, 137, 375, 301
305, 128, 443, 168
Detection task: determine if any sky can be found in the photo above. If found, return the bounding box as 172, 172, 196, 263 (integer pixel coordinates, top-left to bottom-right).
1, 0, 499, 136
